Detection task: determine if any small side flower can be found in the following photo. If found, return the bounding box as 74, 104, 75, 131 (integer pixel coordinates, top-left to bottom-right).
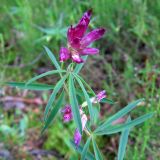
81, 90, 107, 107
74, 128, 82, 148
96, 90, 106, 102
61, 105, 73, 122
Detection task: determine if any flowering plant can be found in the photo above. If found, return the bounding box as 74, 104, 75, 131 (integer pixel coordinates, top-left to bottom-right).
8, 10, 153, 160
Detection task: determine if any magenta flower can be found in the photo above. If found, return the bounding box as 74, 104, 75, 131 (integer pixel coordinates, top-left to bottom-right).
59, 9, 106, 63
61, 105, 87, 147
96, 90, 106, 102
73, 111, 87, 147
61, 105, 73, 122
74, 128, 82, 147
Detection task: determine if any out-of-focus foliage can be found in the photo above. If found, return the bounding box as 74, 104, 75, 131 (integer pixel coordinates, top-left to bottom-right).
0, 0, 159, 159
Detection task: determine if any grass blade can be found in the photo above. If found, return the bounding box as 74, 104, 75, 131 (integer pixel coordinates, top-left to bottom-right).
95, 99, 144, 133
70, 140, 95, 160
92, 138, 103, 160
68, 74, 82, 134
44, 46, 61, 70
95, 112, 154, 135
44, 75, 67, 121
7, 82, 54, 90
74, 74, 94, 123
41, 91, 64, 134
73, 56, 88, 74
118, 116, 131, 160
26, 70, 66, 85
81, 137, 91, 160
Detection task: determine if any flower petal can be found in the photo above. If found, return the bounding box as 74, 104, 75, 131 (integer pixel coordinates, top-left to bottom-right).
67, 10, 92, 47
97, 90, 106, 102
59, 47, 70, 62
61, 105, 73, 122
61, 105, 72, 113
67, 26, 74, 45
74, 9, 92, 38
74, 129, 82, 147
81, 48, 99, 55
71, 52, 84, 63
80, 28, 106, 48
70, 37, 81, 49
63, 113, 73, 122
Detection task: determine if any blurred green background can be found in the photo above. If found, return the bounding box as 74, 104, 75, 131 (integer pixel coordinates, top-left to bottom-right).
0, 0, 159, 159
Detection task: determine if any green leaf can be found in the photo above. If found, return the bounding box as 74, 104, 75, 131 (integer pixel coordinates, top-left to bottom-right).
44, 46, 61, 70
73, 56, 88, 74
95, 112, 154, 135
92, 138, 103, 160
118, 116, 131, 160
81, 137, 92, 160
70, 140, 95, 160
26, 70, 66, 85
100, 98, 114, 104
44, 75, 67, 121
68, 74, 82, 134
74, 74, 96, 97
7, 82, 54, 90
73, 73, 101, 111
74, 74, 94, 123
41, 91, 64, 134
95, 99, 144, 133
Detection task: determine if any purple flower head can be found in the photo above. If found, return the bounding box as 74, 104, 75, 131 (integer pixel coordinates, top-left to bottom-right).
74, 129, 82, 147
61, 105, 73, 122
96, 90, 106, 102
59, 9, 106, 63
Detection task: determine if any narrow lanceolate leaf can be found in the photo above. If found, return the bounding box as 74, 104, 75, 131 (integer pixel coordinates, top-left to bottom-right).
7, 82, 54, 90
118, 116, 131, 160
74, 74, 101, 109
95, 112, 154, 135
44, 46, 61, 70
81, 137, 92, 160
69, 74, 82, 134
74, 74, 96, 97
74, 74, 94, 123
44, 75, 67, 121
100, 98, 114, 104
70, 140, 95, 160
73, 56, 88, 74
41, 91, 64, 134
94, 99, 144, 133
26, 70, 66, 85
92, 138, 103, 160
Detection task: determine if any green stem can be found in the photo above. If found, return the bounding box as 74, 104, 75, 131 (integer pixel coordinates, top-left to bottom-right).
59, 62, 69, 95
84, 128, 91, 136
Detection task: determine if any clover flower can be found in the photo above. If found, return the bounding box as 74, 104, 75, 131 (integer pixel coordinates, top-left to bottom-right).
61, 105, 73, 122
59, 9, 106, 63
